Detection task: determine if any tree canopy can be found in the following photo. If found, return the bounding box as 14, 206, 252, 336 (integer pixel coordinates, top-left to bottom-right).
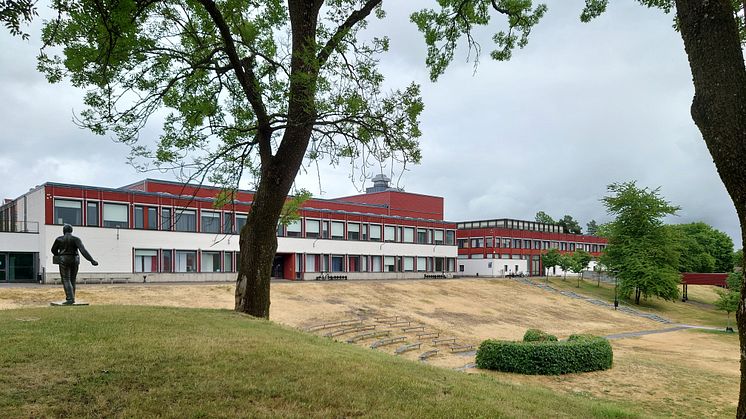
557, 215, 582, 235
541, 248, 561, 275
601, 182, 681, 304
667, 222, 734, 273
534, 211, 555, 224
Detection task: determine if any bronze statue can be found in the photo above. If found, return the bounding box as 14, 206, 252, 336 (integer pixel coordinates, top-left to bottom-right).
51, 224, 98, 305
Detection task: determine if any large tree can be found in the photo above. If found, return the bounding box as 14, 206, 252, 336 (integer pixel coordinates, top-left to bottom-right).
601, 182, 681, 304
668, 222, 734, 273
32, 1, 539, 319
557, 214, 582, 235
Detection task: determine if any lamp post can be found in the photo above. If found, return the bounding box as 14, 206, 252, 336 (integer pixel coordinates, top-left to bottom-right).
614, 275, 619, 310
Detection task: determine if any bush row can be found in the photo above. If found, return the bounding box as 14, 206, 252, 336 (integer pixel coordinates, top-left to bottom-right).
475, 332, 613, 375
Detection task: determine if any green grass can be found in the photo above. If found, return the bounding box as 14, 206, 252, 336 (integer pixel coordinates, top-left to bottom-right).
0, 305, 647, 418
542, 277, 728, 327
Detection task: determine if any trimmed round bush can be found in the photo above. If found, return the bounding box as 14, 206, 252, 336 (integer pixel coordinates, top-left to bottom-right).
475, 333, 613, 375
523, 329, 558, 342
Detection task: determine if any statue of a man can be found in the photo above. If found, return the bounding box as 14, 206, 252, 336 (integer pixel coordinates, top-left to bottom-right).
51, 224, 98, 304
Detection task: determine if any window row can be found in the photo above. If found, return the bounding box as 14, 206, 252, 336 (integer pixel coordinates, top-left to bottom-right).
457, 237, 604, 253
298, 254, 456, 273
134, 249, 237, 273
457, 219, 564, 233
53, 198, 457, 244
458, 253, 597, 261
279, 218, 455, 245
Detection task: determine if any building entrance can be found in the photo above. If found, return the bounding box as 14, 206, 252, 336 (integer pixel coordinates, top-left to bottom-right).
0, 253, 6, 282
271, 255, 284, 279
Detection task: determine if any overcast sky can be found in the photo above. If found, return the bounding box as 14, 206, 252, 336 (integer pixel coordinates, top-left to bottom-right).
0, 1, 740, 247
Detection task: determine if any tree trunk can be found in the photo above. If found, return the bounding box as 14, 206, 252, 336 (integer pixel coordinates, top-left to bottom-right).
635, 288, 640, 305
674, 1, 746, 415
234, 0, 323, 319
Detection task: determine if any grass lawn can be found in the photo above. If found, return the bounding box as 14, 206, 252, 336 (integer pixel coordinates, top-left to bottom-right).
542, 277, 729, 328
0, 305, 645, 418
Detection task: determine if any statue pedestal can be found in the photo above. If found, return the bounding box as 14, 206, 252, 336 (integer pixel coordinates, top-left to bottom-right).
50, 301, 90, 306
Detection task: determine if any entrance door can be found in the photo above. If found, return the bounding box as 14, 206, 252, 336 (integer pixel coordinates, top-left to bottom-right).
271, 255, 284, 279
0, 253, 6, 282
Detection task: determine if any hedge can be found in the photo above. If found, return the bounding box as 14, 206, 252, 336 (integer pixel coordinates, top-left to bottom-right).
475, 333, 613, 375
523, 329, 558, 342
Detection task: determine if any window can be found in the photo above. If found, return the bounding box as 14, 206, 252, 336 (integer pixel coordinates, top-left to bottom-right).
371, 256, 382, 272
534, 240, 541, 250
435, 257, 444, 272
175, 251, 197, 272
523, 239, 531, 249
103, 203, 129, 228
223, 213, 234, 234
417, 257, 426, 272
448, 259, 455, 272
347, 223, 360, 240
175, 209, 197, 232
236, 214, 247, 233
362, 224, 368, 241
569, 243, 576, 251
134, 249, 158, 273
560, 242, 567, 251
54, 199, 82, 225
331, 221, 344, 239
503, 238, 511, 248
134, 206, 144, 229
403, 227, 414, 243
161, 208, 172, 231
370, 224, 382, 241
486, 237, 494, 248
306, 254, 318, 272
286, 220, 302, 238
513, 239, 521, 249
403, 257, 414, 271
470, 238, 483, 248
322, 221, 329, 238
306, 219, 320, 238
146, 207, 157, 230
331, 255, 344, 272
201, 211, 221, 233
434, 230, 444, 245
384, 225, 396, 242
86, 202, 99, 226
384, 256, 396, 272
276, 223, 284, 237
223, 252, 233, 272
348, 255, 361, 272
417, 229, 428, 244
161, 250, 172, 272
201, 251, 221, 272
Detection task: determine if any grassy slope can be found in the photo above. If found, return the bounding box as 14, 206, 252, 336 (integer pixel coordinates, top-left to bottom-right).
543, 277, 728, 327
0, 306, 646, 418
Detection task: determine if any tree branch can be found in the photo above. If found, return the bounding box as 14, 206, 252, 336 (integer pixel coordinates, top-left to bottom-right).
316, 0, 381, 67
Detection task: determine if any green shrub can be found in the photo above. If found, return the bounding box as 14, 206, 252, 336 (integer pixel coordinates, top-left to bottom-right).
475, 332, 613, 375
523, 329, 558, 342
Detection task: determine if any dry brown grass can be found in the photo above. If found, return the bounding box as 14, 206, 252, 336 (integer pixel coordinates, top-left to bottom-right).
1, 278, 738, 417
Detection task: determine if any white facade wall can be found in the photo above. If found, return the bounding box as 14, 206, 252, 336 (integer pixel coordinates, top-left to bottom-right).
457, 258, 528, 277
0, 232, 41, 253
543, 260, 599, 278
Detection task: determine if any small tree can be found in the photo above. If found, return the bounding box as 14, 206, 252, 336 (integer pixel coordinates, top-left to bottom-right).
541, 248, 561, 277
570, 250, 592, 288
558, 253, 572, 281
586, 220, 599, 236
535, 211, 555, 225
716, 272, 743, 332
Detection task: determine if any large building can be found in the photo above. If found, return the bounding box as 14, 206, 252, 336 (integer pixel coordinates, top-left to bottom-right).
456, 219, 608, 277
0, 177, 457, 283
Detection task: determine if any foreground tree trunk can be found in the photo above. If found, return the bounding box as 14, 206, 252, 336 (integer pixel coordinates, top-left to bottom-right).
674, 0, 746, 415
235, 0, 323, 318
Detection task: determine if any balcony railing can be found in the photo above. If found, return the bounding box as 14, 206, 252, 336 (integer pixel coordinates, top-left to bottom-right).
0, 221, 39, 233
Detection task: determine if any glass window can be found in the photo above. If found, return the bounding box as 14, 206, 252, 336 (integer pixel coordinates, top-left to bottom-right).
384, 225, 396, 242
201, 251, 221, 272
486, 237, 494, 248
223, 252, 233, 272
236, 214, 247, 233
331, 255, 344, 272
470, 238, 483, 248
286, 220, 302, 237
54, 199, 82, 225
435, 257, 444, 271
134, 249, 158, 273
223, 213, 234, 234
403, 257, 414, 271
371, 256, 382, 272
446, 230, 455, 246
417, 229, 428, 244
175, 209, 197, 232
306, 254, 318, 272
348, 255, 361, 272
534, 240, 541, 250
369, 225, 381, 241
134, 206, 144, 229
201, 211, 220, 234
384, 256, 396, 272
175, 250, 197, 272
331, 221, 344, 239
322, 221, 329, 239
503, 238, 511, 248
417, 257, 426, 272
513, 239, 522, 249
434, 230, 444, 245
362, 224, 368, 241
403, 227, 414, 243
347, 223, 360, 240
103, 203, 129, 228
146, 207, 157, 230
306, 219, 320, 238
161, 208, 172, 231
161, 250, 172, 272
86, 202, 99, 227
